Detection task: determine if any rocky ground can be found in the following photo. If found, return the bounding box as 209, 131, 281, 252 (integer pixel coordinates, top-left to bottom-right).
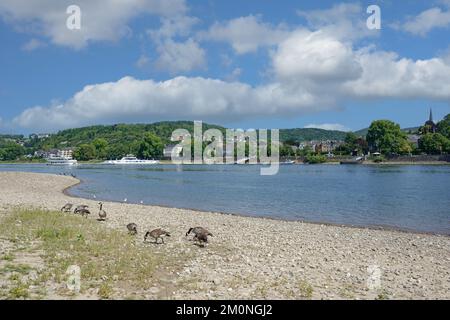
0, 171, 449, 300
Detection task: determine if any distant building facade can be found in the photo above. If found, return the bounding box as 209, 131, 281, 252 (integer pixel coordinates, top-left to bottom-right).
35, 148, 74, 159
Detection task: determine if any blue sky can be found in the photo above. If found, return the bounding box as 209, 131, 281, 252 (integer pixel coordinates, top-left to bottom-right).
0, 0, 449, 134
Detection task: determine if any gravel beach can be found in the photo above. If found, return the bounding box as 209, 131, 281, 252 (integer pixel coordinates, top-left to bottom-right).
0, 171, 449, 300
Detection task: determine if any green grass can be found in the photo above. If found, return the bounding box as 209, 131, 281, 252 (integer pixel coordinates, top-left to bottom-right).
8, 281, 29, 299
1, 253, 15, 261
298, 280, 314, 299
0, 209, 164, 299
0, 263, 32, 275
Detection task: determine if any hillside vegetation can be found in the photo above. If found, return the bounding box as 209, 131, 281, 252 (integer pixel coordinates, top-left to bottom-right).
36, 122, 348, 149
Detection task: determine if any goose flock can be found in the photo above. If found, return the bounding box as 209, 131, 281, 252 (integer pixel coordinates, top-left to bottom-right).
61, 202, 213, 246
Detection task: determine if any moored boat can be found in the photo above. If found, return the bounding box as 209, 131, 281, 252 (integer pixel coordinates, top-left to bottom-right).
103, 155, 159, 165
340, 157, 364, 165
46, 156, 78, 166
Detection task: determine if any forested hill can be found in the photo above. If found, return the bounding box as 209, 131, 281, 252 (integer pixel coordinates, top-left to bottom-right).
34, 121, 349, 150
279, 128, 348, 143
36, 121, 225, 150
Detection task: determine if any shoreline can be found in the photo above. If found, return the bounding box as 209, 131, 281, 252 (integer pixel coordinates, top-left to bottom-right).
2, 160, 450, 166
62, 179, 449, 238
1, 171, 449, 299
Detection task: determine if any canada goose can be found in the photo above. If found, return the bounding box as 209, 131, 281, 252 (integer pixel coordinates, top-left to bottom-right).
186, 227, 213, 238
78, 208, 91, 218
98, 202, 107, 221
144, 229, 171, 244
61, 203, 73, 213
74, 205, 89, 214
194, 231, 210, 244
127, 223, 138, 235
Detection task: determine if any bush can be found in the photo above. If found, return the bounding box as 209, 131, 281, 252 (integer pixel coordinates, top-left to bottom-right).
304, 154, 327, 164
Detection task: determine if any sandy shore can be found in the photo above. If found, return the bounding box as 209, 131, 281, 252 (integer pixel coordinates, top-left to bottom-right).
0, 171, 449, 300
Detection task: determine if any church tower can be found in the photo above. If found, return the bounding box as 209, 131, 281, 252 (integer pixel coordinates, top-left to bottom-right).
424, 108, 437, 133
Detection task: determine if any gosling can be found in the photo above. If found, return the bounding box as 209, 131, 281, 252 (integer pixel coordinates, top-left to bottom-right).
74, 205, 89, 214
127, 223, 138, 235
194, 231, 211, 244
144, 229, 171, 244
61, 203, 73, 213
186, 227, 213, 238
78, 208, 91, 218
98, 202, 107, 221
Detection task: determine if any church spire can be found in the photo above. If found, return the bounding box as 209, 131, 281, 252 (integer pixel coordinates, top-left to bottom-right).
429, 108, 433, 122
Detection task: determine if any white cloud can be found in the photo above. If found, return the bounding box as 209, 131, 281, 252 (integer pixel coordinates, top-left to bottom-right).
297, 3, 376, 41
21, 38, 46, 51
271, 28, 450, 101
304, 123, 351, 132
343, 50, 450, 100
11, 27, 450, 132
7, 4, 450, 132
12, 76, 331, 132
146, 15, 205, 73
148, 15, 199, 40
200, 15, 290, 54
273, 30, 362, 82
399, 7, 450, 36
154, 38, 206, 73
0, 0, 187, 49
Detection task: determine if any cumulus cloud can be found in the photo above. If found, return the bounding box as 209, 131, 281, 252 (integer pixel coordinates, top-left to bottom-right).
148, 15, 199, 40
297, 3, 376, 41
304, 124, 351, 132
0, 0, 187, 49
343, 50, 450, 99
7, 3, 450, 132
12, 76, 329, 131
12, 27, 450, 132
398, 7, 450, 36
146, 15, 205, 73
199, 15, 290, 54
272, 30, 362, 83
271, 28, 450, 101
154, 38, 206, 73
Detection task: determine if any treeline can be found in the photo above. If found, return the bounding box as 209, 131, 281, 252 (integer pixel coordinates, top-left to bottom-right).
339, 115, 450, 156
1, 116, 449, 161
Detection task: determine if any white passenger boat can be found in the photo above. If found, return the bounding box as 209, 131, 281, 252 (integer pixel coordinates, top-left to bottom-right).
46, 156, 78, 166
104, 155, 159, 165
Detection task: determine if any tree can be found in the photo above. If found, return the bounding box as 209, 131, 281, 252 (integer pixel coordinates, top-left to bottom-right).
304, 154, 327, 164
340, 132, 369, 154
280, 144, 296, 157
137, 132, 164, 159
0, 142, 25, 161
366, 120, 411, 154
419, 133, 450, 154
74, 144, 96, 161
437, 114, 450, 139
92, 138, 108, 159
